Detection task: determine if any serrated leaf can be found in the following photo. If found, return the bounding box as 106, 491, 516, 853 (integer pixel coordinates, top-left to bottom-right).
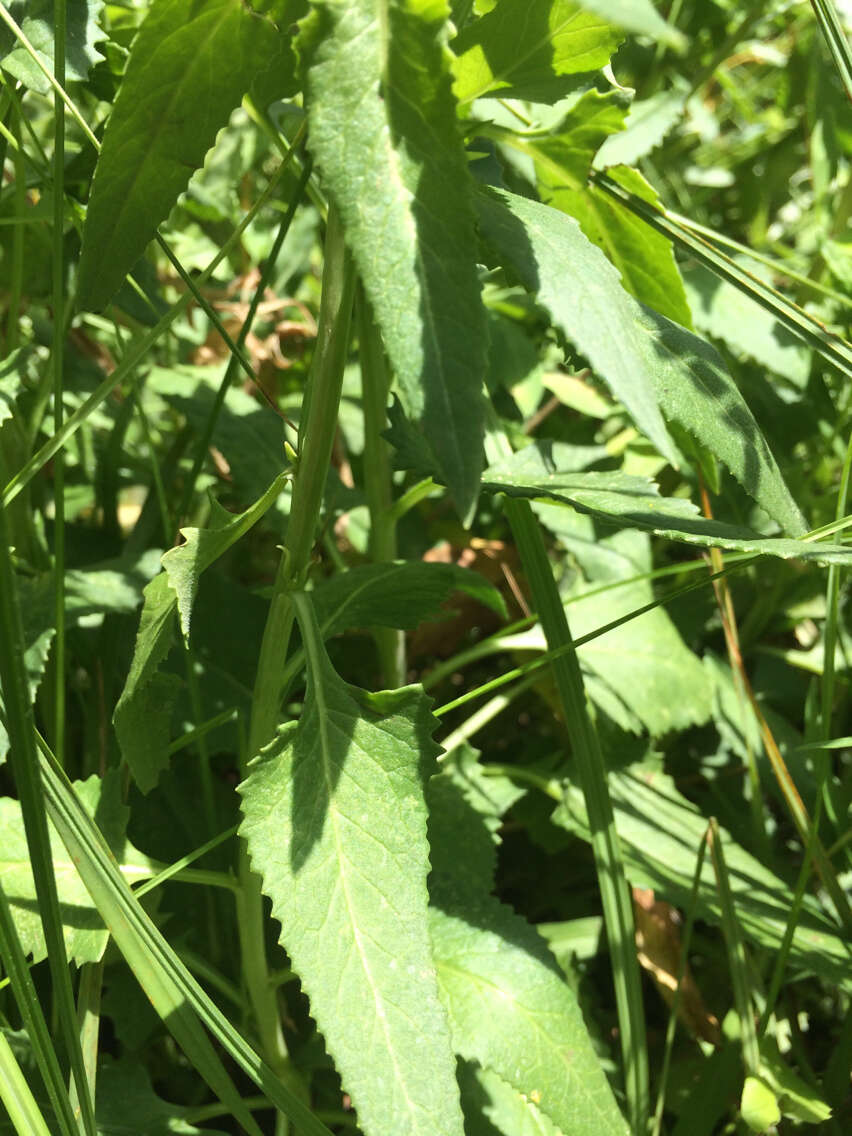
451, 0, 622, 105
95, 1059, 225, 1135
483, 444, 835, 563
77, 0, 301, 311
0, 0, 105, 94
303, 0, 487, 523
517, 95, 692, 325
636, 304, 807, 535
115, 475, 285, 791
457, 1061, 566, 1136
310, 561, 506, 639
682, 260, 812, 388
757, 1037, 832, 1125
163, 472, 288, 640
428, 774, 629, 1136
0, 772, 153, 965
594, 90, 686, 168
573, 0, 685, 50
554, 767, 852, 991
476, 186, 679, 465
239, 595, 464, 1136
0, 349, 41, 428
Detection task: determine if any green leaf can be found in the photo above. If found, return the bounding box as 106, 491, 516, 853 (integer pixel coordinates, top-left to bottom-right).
522, 525, 713, 734
239, 593, 464, 1136
309, 561, 507, 638
636, 304, 807, 536
77, 0, 301, 311
163, 472, 289, 640
757, 1037, 832, 1125
683, 260, 812, 389
303, 0, 487, 523
476, 186, 679, 465
573, 0, 685, 51
0, 0, 105, 94
594, 90, 687, 169
483, 444, 834, 562
115, 474, 286, 791
0, 772, 152, 965
0, 349, 41, 428
516, 95, 692, 325
95, 1059, 225, 1136
740, 1076, 781, 1134
451, 0, 622, 105
457, 1060, 565, 1136
428, 771, 629, 1136
554, 766, 852, 991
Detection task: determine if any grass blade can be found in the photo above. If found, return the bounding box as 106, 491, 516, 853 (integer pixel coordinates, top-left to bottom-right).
0, 1028, 52, 1136
593, 171, 852, 379
811, 0, 852, 101
0, 500, 96, 1135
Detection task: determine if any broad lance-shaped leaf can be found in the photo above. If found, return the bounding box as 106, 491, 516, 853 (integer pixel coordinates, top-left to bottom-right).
482, 444, 847, 564
115, 473, 288, 792
476, 189, 807, 537
451, 0, 622, 105
427, 763, 630, 1136
476, 185, 678, 465
77, 0, 302, 312
0, 0, 105, 94
302, 0, 486, 523
239, 594, 464, 1136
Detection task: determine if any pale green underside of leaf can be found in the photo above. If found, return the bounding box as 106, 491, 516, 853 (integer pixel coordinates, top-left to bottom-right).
451, 0, 622, 104
594, 89, 687, 169
554, 767, 852, 991
458, 1062, 565, 1136
427, 766, 629, 1136
0, 773, 152, 965
515, 90, 692, 325
239, 599, 464, 1136
482, 451, 845, 562
477, 190, 806, 537
303, 0, 486, 522
431, 903, 630, 1136
0, 0, 105, 94
115, 474, 286, 792
78, 0, 299, 311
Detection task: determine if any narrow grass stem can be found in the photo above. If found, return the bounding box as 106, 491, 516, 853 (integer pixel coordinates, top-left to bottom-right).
503, 497, 649, 1136
0, 501, 96, 1136
51, 0, 66, 771
249, 204, 356, 753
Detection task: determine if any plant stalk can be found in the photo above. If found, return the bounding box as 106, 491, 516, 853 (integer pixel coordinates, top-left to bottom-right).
358, 286, 405, 687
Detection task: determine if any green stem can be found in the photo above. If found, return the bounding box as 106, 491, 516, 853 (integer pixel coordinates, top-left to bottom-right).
0, 498, 96, 1136
52, 0, 66, 767
358, 286, 405, 687
238, 206, 355, 1123
249, 204, 356, 753
503, 497, 649, 1135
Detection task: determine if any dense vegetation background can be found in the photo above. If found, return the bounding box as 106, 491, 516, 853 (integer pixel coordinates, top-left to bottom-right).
0, 2, 850, 1135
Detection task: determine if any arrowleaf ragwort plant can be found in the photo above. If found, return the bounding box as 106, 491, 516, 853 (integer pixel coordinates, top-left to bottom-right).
0, 0, 850, 1134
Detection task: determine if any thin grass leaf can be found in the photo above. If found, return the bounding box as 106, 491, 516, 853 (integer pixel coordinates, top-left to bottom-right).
0, 884, 79, 1136
0, 1029, 51, 1136
811, 0, 852, 101
0, 500, 96, 1136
